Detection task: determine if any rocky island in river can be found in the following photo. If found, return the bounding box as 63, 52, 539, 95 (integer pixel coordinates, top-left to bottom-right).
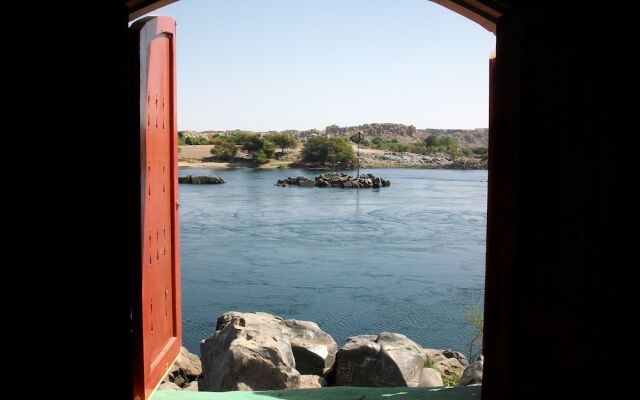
277, 172, 390, 188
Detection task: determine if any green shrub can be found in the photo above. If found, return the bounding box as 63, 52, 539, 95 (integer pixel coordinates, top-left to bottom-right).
440, 370, 462, 387
424, 135, 460, 153
405, 143, 430, 155
470, 146, 488, 155
301, 136, 356, 165
424, 356, 434, 369
209, 139, 237, 160
184, 136, 208, 145
227, 131, 255, 145
267, 133, 298, 156
349, 132, 370, 147
460, 147, 473, 156
253, 149, 270, 164
463, 297, 484, 362
242, 135, 276, 164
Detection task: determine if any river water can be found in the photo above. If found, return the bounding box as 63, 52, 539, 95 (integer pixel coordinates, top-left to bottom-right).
178, 168, 487, 355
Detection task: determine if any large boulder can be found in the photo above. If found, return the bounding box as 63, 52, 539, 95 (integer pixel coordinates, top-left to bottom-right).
199, 312, 300, 391
284, 319, 337, 376
460, 355, 483, 386
333, 332, 425, 387
419, 368, 444, 387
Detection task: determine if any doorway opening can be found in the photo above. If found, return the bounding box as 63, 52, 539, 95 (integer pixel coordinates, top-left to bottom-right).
130, 0, 497, 397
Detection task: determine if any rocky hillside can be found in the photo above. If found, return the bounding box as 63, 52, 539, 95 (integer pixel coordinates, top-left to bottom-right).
321, 124, 487, 147
416, 128, 488, 147
325, 123, 418, 144
179, 124, 488, 148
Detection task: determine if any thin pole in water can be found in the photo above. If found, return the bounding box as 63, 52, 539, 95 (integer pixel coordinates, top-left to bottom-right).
356, 131, 361, 178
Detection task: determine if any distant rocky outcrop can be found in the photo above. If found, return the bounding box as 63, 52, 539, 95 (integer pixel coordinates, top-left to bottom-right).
178, 175, 225, 184
277, 172, 390, 188
416, 128, 488, 148
359, 151, 487, 169
325, 124, 488, 147
326, 123, 418, 143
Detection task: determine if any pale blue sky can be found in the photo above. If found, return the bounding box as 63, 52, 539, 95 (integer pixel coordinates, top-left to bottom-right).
149, 0, 495, 131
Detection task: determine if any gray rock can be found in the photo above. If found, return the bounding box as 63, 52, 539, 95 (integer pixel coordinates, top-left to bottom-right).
165, 347, 202, 388
276, 172, 390, 189
419, 368, 444, 387
158, 381, 181, 390
442, 349, 469, 367
334, 332, 425, 387
422, 349, 465, 385
199, 311, 300, 392
298, 375, 327, 388
284, 319, 337, 376
298, 179, 316, 187
460, 356, 483, 386
184, 381, 199, 391
178, 175, 225, 184
173, 347, 202, 378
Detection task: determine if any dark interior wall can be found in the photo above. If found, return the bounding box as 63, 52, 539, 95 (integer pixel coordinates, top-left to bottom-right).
7, 1, 134, 399
484, 4, 631, 399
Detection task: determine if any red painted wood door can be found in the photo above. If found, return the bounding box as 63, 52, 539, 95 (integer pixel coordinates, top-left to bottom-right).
130, 16, 181, 400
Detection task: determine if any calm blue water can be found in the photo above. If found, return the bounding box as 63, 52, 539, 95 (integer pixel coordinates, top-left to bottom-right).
178, 168, 487, 355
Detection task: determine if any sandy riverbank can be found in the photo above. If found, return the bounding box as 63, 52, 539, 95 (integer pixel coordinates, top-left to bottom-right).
178, 144, 487, 170
178, 145, 293, 169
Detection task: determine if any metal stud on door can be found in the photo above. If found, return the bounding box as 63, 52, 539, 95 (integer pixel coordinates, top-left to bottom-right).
129, 16, 181, 400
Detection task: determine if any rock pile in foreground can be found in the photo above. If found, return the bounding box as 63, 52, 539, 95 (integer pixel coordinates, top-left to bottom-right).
277, 172, 390, 188
178, 175, 225, 184
197, 311, 479, 392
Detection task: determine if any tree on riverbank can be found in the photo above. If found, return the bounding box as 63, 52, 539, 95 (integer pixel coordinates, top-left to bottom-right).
209, 139, 238, 160
301, 136, 356, 165
242, 136, 276, 164
267, 133, 298, 157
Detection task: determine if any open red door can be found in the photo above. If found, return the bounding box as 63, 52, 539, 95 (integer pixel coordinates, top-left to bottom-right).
130, 16, 181, 400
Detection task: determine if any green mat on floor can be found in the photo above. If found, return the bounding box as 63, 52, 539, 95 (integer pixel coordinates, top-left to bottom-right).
154, 386, 481, 400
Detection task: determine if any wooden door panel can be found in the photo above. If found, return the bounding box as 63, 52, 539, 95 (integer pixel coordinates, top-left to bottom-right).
130, 16, 181, 400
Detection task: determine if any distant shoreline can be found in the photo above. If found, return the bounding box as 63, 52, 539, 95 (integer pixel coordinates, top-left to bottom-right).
178, 145, 487, 170
178, 162, 488, 171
